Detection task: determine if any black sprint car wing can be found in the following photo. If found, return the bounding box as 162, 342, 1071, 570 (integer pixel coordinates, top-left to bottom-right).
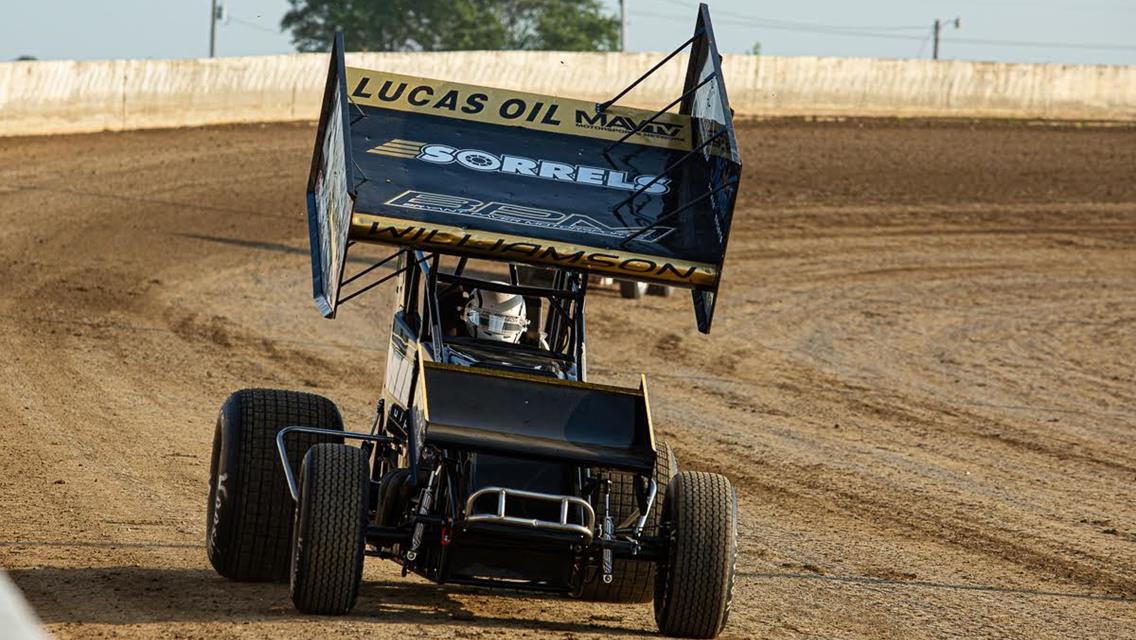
307, 4, 740, 332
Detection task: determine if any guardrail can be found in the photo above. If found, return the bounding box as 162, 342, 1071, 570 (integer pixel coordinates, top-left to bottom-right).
1, 51, 1133, 136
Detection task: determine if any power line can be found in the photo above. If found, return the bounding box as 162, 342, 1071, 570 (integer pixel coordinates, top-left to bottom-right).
944, 36, 1136, 51
636, 6, 1136, 54
930, 0, 1134, 11
916, 33, 933, 58
630, 11, 928, 42
714, 13, 928, 32
228, 15, 280, 36
656, 0, 927, 33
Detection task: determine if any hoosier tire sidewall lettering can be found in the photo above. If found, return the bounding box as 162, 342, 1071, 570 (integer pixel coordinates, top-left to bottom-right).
206, 411, 236, 568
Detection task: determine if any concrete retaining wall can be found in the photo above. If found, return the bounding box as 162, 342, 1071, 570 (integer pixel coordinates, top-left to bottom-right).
1, 51, 1133, 136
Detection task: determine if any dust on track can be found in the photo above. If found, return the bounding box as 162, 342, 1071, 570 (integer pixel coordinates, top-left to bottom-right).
0, 119, 1133, 639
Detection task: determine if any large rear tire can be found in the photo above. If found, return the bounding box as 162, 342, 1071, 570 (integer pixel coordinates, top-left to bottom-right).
290, 443, 368, 615
654, 471, 737, 639
577, 441, 677, 603
206, 388, 343, 582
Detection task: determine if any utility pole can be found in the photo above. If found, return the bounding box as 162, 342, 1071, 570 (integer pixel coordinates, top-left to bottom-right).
620, 0, 628, 52
932, 17, 961, 60
932, 19, 940, 60
209, 0, 218, 58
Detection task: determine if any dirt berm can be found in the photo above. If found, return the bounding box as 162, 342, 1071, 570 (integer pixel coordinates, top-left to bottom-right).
0, 119, 1133, 639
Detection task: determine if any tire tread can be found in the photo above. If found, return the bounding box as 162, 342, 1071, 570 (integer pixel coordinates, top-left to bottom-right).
290, 443, 367, 614
207, 388, 342, 582
654, 471, 737, 638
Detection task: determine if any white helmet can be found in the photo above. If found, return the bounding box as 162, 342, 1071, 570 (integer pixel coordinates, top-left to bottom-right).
463, 284, 528, 343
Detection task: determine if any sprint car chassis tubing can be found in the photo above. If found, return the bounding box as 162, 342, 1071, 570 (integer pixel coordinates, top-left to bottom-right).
207, 4, 742, 634
275, 423, 665, 588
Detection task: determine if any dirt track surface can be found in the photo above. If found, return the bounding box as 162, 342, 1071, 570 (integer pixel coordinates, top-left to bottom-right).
1, 119, 1134, 639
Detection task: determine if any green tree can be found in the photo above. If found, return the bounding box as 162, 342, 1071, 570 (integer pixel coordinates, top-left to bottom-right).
282, 0, 619, 52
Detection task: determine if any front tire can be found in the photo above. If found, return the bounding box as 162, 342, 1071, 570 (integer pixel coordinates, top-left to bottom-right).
654, 471, 737, 639
206, 388, 343, 582
290, 443, 368, 615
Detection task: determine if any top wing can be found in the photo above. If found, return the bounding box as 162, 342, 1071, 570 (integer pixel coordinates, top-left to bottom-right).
307, 3, 740, 332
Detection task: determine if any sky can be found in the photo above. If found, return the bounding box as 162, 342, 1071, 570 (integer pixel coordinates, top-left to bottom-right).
2, 0, 1134, 66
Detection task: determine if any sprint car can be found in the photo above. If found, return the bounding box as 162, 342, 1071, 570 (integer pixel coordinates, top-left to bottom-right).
205, 5, 742, 637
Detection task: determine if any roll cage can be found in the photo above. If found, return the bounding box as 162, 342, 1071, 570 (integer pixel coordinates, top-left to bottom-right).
379, 248, 590, 380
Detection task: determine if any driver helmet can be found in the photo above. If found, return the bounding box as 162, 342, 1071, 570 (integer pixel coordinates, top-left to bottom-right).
463, 284, 528, 343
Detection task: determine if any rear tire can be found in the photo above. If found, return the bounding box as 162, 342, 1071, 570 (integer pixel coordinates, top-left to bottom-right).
290, 444, 368, 615
619, 281, 646, 299
206, 389, 343, 582
654, 471, 737, 639
577, 441, 677, 603
646, 284, 674, 298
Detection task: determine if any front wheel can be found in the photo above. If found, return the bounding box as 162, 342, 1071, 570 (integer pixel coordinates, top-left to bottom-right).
654, 471, 737, 639
290, 443, 368, 615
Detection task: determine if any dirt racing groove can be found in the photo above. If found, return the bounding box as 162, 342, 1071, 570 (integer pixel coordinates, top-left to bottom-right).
0, 119, 1133, 638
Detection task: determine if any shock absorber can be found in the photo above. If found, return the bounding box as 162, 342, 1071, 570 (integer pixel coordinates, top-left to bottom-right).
406, 465, 440, 562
